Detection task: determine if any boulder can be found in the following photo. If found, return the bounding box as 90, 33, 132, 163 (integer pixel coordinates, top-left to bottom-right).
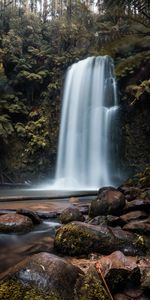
88, 215, 122, 227
0, 213, 33, 233
36, 211, 58, 219
89, 187, 125, 217
123, 219, 150, 235
120, 211, 148, 224
59, 207, 85, 224
17, 208, 41, 224
141, 268, 150, 289
54, 221, 146, 256
75, 266, 110, 300
96, 251, 150, 295
124, 199, 150, 213
118, 186, 141, 201
95, 251, 141, 293
1, 252, 83, 300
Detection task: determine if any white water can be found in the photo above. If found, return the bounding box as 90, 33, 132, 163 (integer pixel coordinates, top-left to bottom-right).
54, 56, 121, 190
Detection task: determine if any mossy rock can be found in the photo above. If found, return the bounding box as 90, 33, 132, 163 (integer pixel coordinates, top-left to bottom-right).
0, 280, 62, 300
54, 222, 146, 256
74, 266, 110, 300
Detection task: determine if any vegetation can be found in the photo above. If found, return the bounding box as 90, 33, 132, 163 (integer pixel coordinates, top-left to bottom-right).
0, 0, 149, 182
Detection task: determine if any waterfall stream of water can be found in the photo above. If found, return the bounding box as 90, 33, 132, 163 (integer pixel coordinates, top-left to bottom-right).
55, 56, 121, 189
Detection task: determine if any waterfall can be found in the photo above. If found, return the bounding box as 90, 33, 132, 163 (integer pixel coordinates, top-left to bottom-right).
55, 56, 121, 189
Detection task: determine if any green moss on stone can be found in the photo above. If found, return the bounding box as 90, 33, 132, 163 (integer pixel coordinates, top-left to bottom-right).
0, 280, 62, 300
55, 223, 94, 255
74, 271, 110, 300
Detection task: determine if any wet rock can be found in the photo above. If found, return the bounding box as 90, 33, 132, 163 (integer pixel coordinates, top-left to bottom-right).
114, 294, 130, 300
89, 187, 125, 217
141, 268, 150, 289
88, 215, 108, 226
36, 211, 58, 219
1, 252, 83, 300
0, 213, 33, 233
114, 291, 150, 300
17, 208, 41, 224
75, 204, 89, 215
59, 207, 85, 224
123, 219, 150, 235
124, 199, 150, 213
88, 215, 121, 227
0, 209, 16, 216
119, 186, 141, 201
120, 211, 148, 224
54, 221, 146, 256
95, 251, 141, 293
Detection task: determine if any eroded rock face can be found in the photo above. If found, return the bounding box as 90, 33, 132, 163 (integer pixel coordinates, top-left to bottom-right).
2, 252, 83, 300
0, 213, 33, 233
59, 207, 85, 224
54, 221, 146, 256
89, 187, 125, 217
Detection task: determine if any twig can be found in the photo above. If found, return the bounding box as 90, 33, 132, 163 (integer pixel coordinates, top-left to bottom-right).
95, 261, 114, 300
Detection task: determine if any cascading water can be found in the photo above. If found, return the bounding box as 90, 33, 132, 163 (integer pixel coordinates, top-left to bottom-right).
55, 56, 121, 189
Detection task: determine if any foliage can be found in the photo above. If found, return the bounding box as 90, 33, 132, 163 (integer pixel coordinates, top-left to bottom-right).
0, 0, 149, 181
126, 79, 150, 105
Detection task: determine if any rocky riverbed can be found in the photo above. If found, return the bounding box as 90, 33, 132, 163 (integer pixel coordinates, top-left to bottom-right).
0, 169, 150, 300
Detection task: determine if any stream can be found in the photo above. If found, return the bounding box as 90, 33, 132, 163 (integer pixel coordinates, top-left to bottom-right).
0, 189, 95, 274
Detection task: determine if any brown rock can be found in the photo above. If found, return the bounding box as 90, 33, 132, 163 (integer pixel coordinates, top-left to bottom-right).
17, 208, 41, 224
120, 211, 148, 224
1, 252, 83, 300
141, 268, 150, 289
59, 207, 85, 224
96, 251, 141, 292
89, 187, 125, 217
54, 222, 146, 256
124, 199, 150, 213
123, 219, 150, 235
0, 213, 33, 233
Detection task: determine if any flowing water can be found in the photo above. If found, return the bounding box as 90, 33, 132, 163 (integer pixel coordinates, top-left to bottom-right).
55, 56, 121, 189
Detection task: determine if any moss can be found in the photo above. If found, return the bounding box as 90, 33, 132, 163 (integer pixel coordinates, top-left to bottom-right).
115, 50, 150, 78
55, 223, 94, 256
74, 271, 110, 300
0, 280, 62, 300
133, 234, 146, 252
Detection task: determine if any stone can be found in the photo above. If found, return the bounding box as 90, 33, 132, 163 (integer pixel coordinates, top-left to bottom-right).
88, 215, 108, 226
95, 251, 141, 293
89, 187, 125, 217
88, 215, 121, 227
1, 252, 83, 300
17, 208, 41, 224
59, 207, 85, 224
118, 186, 141, 201
0, 213, 33, 233
75, 266, 110, 300
124, 199, 150, 213
54, 221, 146, 256
120, 211, 148, 224
123, 219, 150, 235
141, 268, 150, 289
36, 211, 58, 219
